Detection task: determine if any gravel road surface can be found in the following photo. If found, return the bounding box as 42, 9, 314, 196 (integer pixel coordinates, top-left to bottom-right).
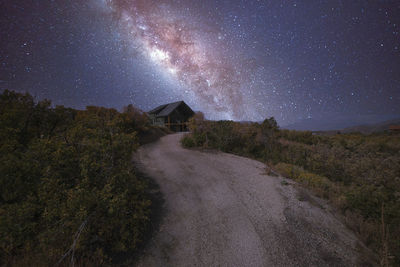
134, 133, 371, 266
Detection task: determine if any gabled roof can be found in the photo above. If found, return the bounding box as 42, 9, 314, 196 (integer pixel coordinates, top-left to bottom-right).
158, 101, 184, 116
148, 101, 190, 117
148, 103, 169, 114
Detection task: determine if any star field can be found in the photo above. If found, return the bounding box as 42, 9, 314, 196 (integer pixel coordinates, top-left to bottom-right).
0, 0, 399, 126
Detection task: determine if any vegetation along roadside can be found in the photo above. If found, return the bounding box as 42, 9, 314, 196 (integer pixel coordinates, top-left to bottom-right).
181, 112, 400, 266
0, 90, 167, 266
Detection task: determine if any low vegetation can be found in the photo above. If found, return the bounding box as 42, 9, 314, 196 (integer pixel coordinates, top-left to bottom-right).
0, 90, 163, 265
182, 112, 400, 265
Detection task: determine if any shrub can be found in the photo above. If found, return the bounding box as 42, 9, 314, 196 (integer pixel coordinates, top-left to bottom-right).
181, 135, 195, 147
274, 162, 331, 193
0, 90, 153, 265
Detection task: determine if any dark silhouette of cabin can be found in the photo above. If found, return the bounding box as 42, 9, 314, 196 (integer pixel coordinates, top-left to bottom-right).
148, 101, 194, 131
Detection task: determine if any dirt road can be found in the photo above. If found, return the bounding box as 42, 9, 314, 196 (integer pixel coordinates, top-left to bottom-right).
134, 133, 370, 266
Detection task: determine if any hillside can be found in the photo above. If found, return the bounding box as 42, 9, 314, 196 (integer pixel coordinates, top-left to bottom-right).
282, 115, 400, 132
341, 118, 400, 134
182, 114, 400, 265
0, 90, 166, 265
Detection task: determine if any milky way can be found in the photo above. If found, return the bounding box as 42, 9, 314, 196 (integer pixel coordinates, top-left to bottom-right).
1, 0, 399, 127
103, 0, 256, 120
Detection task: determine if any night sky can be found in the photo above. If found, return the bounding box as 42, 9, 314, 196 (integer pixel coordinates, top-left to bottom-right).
1, 0, 399, 127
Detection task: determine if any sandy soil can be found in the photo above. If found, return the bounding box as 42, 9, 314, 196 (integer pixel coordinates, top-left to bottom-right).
134, 133, 371, 266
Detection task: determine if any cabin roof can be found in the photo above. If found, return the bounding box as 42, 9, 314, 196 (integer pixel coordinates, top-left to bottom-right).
148, 101, 193, 117
148, 103, 169, 115
389, 125, 400, 130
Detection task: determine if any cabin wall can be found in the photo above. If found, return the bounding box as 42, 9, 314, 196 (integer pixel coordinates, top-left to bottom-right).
168, 109, 193, 131
155, 117, 166, 126
149, 114, 166, 126
169, 109, 185, 123
170, 106, 194, 122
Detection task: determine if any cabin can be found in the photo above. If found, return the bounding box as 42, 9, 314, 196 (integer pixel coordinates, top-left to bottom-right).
148, 101, 194, 131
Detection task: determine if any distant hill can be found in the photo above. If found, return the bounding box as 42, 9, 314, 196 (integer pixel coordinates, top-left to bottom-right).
282, 115, 400, 132
340, 118, 400, 134
282, 118, 361, 131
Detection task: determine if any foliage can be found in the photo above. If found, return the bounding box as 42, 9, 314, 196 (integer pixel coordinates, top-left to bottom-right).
184, 116, 400, 265
274, 163, 334, 199
0, 90, 153, 265
122, 104, 151, 133
180, 134, 195, 147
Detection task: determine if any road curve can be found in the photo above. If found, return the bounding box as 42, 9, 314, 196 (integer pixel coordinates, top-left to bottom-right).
134, 133, 369, 266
